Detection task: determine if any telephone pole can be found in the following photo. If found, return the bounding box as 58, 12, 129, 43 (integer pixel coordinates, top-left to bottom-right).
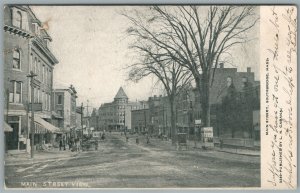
81, 102, 84, 146
27, 71, 37, 158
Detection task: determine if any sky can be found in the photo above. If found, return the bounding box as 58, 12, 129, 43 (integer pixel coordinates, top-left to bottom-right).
31, 6, 260, 109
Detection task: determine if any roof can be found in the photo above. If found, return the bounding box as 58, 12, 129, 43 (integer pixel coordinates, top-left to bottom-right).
114, 87, 128, 99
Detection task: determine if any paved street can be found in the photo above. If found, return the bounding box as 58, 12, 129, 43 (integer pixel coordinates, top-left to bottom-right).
5, 133, 260, 188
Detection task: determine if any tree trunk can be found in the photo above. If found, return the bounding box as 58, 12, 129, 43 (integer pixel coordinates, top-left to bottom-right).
169, 99, 177, 145
197, 73, 211, 128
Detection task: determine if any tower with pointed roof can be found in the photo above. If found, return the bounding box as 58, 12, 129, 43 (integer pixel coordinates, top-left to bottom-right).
114, 87, 128, 104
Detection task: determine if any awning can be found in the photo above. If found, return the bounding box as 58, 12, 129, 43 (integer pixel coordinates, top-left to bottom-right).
34, 116, 62, 134
4, 122, 13, 132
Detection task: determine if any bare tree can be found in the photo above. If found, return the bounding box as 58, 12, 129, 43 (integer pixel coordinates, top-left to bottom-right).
124, 6, 258, 127
124, 15, 192, 143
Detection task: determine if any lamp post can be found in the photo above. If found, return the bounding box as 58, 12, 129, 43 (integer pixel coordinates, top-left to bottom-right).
27, 71, 37, 158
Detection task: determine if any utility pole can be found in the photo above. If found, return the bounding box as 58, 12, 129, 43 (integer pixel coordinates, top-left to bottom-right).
143, 104, 146, 133
81, 102, 84, 146
5, 89, 9, 153
27, 71, 37, 158
6, 89, 9, 122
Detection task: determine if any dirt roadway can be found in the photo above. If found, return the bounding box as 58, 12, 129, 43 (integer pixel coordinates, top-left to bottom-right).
5, 133, 260, 188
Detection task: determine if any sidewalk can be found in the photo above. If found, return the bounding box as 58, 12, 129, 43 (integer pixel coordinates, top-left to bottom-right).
125, 134, 260, 156
5, 148, 80, 166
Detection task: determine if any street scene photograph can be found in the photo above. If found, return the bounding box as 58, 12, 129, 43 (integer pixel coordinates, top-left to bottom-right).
3, 5, 261, 188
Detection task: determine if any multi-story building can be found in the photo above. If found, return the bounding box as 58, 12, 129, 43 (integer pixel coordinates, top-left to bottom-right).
75, 106, 83, 138
98, 87, 147, 132
53, 85, 77, 139
90, 108, 99, 130
147, 95, 171, 137
146, 64, 260, 143
131, 108, 150, 134
3, 5, 60, 150
208, 64, 260, 139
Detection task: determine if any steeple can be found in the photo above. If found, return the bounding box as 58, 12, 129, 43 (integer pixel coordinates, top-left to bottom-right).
114, 87, 128, 100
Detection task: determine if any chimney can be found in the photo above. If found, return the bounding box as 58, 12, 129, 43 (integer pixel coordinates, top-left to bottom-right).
219, 63, 224, 68
247, 67, 251, 73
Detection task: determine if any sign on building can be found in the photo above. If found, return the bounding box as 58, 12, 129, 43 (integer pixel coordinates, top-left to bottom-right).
201, 127, 214, 148
28, 103, 43, 111
92, 131, 101, 138
195, 119, 202, 125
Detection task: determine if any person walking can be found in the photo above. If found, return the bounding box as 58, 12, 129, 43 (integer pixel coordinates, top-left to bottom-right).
59, 139, 63, 151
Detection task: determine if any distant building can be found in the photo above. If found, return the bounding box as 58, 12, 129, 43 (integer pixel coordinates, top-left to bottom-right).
146, 64, 260, 143
90, 108, 99, 130
131, 105, 150, 134
147, 95, 171, 137
3, 5, 59, 150
75, 106, 83, 138
98, 87, 147, 131
209, 64, 260, 139
53, 85, 77, 139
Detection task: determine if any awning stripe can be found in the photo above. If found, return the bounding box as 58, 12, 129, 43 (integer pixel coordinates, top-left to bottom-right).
4, 122, 13, 132
34, 116, 61, 133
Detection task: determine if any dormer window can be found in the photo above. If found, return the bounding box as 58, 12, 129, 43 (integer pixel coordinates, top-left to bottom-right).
13, 11, 22, 29
32, 23, 40, 36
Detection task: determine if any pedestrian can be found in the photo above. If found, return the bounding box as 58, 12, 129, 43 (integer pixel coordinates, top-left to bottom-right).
63, 137, 66, 150
69, 139, 72, 150
146, 134, 150, 144
59, 139, 63, 151
136, 137, 139, 144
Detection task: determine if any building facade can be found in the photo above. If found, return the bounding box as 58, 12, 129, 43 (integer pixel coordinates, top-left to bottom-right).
90, 108, 99, 130
53, 85, 77, 138
147, 95, 171, 137
98, 87, 147, 131
3, 5, 60, 150
145, 64, 260, 143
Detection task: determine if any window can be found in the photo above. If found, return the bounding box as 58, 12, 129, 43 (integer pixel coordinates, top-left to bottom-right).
58, 95, 62, 104
34, 58, 37, 74
48, 94, 51, 111
32, 23, 40, 36
41, 91, 44, 109
226, 77, 233, 87
48, 70, 51, 85
58, 110, 63, 116
37, 89, 40, 103
45, 67, 48, 85
37, 61, 40, 80
34, 88, 38, 103
13, 11, 22, 29
29, 54, 33, 72
9, 81, 22, 103
42, 65, 45, 82
12, 50, 21, 69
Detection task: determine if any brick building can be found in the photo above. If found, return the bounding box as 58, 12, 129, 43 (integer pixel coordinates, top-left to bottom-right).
3, 5, 60, 150
147, 96, 172, 137
53, 85, 77, 140
145, 64, 260, 144
131, 105, 150, 134
98, 87, 147, 131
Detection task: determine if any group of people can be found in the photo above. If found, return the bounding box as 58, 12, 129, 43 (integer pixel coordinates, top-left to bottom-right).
59, 137, 81, 152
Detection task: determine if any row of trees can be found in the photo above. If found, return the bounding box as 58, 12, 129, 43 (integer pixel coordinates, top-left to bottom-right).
123, 6, 258, 144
